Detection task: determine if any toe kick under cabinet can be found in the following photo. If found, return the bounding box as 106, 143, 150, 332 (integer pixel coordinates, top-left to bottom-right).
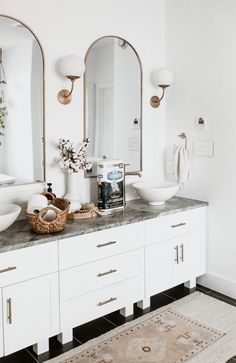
0, 204, 206, 357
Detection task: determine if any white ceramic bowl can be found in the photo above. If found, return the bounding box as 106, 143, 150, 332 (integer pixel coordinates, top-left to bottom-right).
133, 180, 179, 205
0, 203, 21, 232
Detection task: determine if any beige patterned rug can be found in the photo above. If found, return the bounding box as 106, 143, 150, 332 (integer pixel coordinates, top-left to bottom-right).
46, 292, 236, 363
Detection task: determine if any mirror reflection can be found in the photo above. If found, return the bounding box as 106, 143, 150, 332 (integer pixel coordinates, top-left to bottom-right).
84, 36, 142, 177
0, 16, 44, 186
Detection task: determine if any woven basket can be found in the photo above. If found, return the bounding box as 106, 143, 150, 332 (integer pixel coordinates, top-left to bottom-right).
26, 196, 69, 234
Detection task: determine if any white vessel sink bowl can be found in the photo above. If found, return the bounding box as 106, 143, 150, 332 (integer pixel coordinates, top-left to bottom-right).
0, 204, 21, 232
133, 180, 179, 206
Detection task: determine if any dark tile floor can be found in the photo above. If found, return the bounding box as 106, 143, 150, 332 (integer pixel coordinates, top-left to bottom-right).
1, 284, 235, 363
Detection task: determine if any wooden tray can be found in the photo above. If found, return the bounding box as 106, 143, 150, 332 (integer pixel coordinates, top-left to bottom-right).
67, 210, 99, 220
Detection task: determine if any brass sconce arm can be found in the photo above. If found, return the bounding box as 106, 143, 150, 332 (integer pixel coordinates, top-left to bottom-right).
66, 76, 79, 97
150, 68, 173, 109
159, 85, 169, 101
57, 76, 80, 105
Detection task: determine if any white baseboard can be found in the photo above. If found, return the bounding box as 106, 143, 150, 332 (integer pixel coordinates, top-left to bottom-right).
197, 273, 236, 299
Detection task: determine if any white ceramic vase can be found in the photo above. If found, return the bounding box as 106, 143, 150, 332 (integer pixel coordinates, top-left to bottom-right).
64, 172, 81, 213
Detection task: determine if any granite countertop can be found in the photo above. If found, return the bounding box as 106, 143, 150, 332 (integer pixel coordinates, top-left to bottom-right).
0, 197, 207, 254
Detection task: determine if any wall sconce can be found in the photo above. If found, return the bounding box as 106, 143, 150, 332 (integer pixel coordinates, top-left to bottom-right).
57, 55, 85, 105
150, 67, 173, 108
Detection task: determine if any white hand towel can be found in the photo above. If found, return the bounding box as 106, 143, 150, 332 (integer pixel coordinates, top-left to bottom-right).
173, 145, 180, 182
174, 145, 190, 190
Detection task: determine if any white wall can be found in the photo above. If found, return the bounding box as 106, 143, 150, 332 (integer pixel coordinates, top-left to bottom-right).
0, 0, 166, 203
166, 0, 236, 298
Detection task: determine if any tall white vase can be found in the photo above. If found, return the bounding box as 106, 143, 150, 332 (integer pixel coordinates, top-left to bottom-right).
64, 172, 81, 213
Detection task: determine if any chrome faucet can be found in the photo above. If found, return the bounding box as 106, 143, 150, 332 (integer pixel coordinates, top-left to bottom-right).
123, 164, 142, 206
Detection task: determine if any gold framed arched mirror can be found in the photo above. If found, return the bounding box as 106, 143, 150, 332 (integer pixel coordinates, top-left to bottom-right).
84, 36, 142, 177
0, 14, 45, 187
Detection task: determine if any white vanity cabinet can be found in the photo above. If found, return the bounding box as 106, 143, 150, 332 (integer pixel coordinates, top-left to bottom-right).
145, 207, 206, 298
0, 202, 207, 357
0, 242, 59, 356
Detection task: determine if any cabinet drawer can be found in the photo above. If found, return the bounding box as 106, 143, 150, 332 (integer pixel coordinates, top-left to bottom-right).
60, 249, 144, 301
60, 275, 144, 330
59, 222, 145, 270
0, 242, 58, 287
145, 207, 206, 245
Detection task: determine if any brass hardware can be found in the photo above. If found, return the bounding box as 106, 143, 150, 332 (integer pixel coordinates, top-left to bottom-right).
97, 269, 117, 277
178, 132, 187, 149
7, 298, 12, 324
97, 241, 117, 248
150, 95, 161, 108
175, 245, 179, 264
97, 297, 117, 306
125, 171, 142, 177
180, 244, 184, 262
0, 266, 17, 274
150, 85, 169, 109
123, 163, 142, 206
57, 76, 80, 105
124, 163, 142, 178
171, 222, 186, 229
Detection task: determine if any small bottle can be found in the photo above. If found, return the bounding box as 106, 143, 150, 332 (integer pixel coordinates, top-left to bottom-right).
46, 183, 56, 203
47, 183, 53, 192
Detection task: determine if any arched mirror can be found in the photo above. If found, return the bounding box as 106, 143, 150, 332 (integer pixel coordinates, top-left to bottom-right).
84, 36, 142, 177
0, 15, 45, 187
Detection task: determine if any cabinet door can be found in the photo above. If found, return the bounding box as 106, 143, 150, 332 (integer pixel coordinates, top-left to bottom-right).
145, 240, 173, 297
3, 273, 59, 356
172, 230, 206, 285
145, 229, 206, 298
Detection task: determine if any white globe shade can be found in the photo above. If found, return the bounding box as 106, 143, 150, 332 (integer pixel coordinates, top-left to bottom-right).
152, 67, 174, 86
59, 55, 85, 77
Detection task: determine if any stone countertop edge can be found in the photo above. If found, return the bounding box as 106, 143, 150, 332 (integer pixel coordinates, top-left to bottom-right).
0, 196, 208, 254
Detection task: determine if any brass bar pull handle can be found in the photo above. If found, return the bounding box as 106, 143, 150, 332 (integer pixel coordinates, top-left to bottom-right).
171, 222, 186, 228
97, 241, 117, 248
180, 244, 184, 262
0, 266, 17, 274
97, 297, 117, 307
97, 269, 117, 277
7, 298, 12, 324
175, 246, 179, 264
